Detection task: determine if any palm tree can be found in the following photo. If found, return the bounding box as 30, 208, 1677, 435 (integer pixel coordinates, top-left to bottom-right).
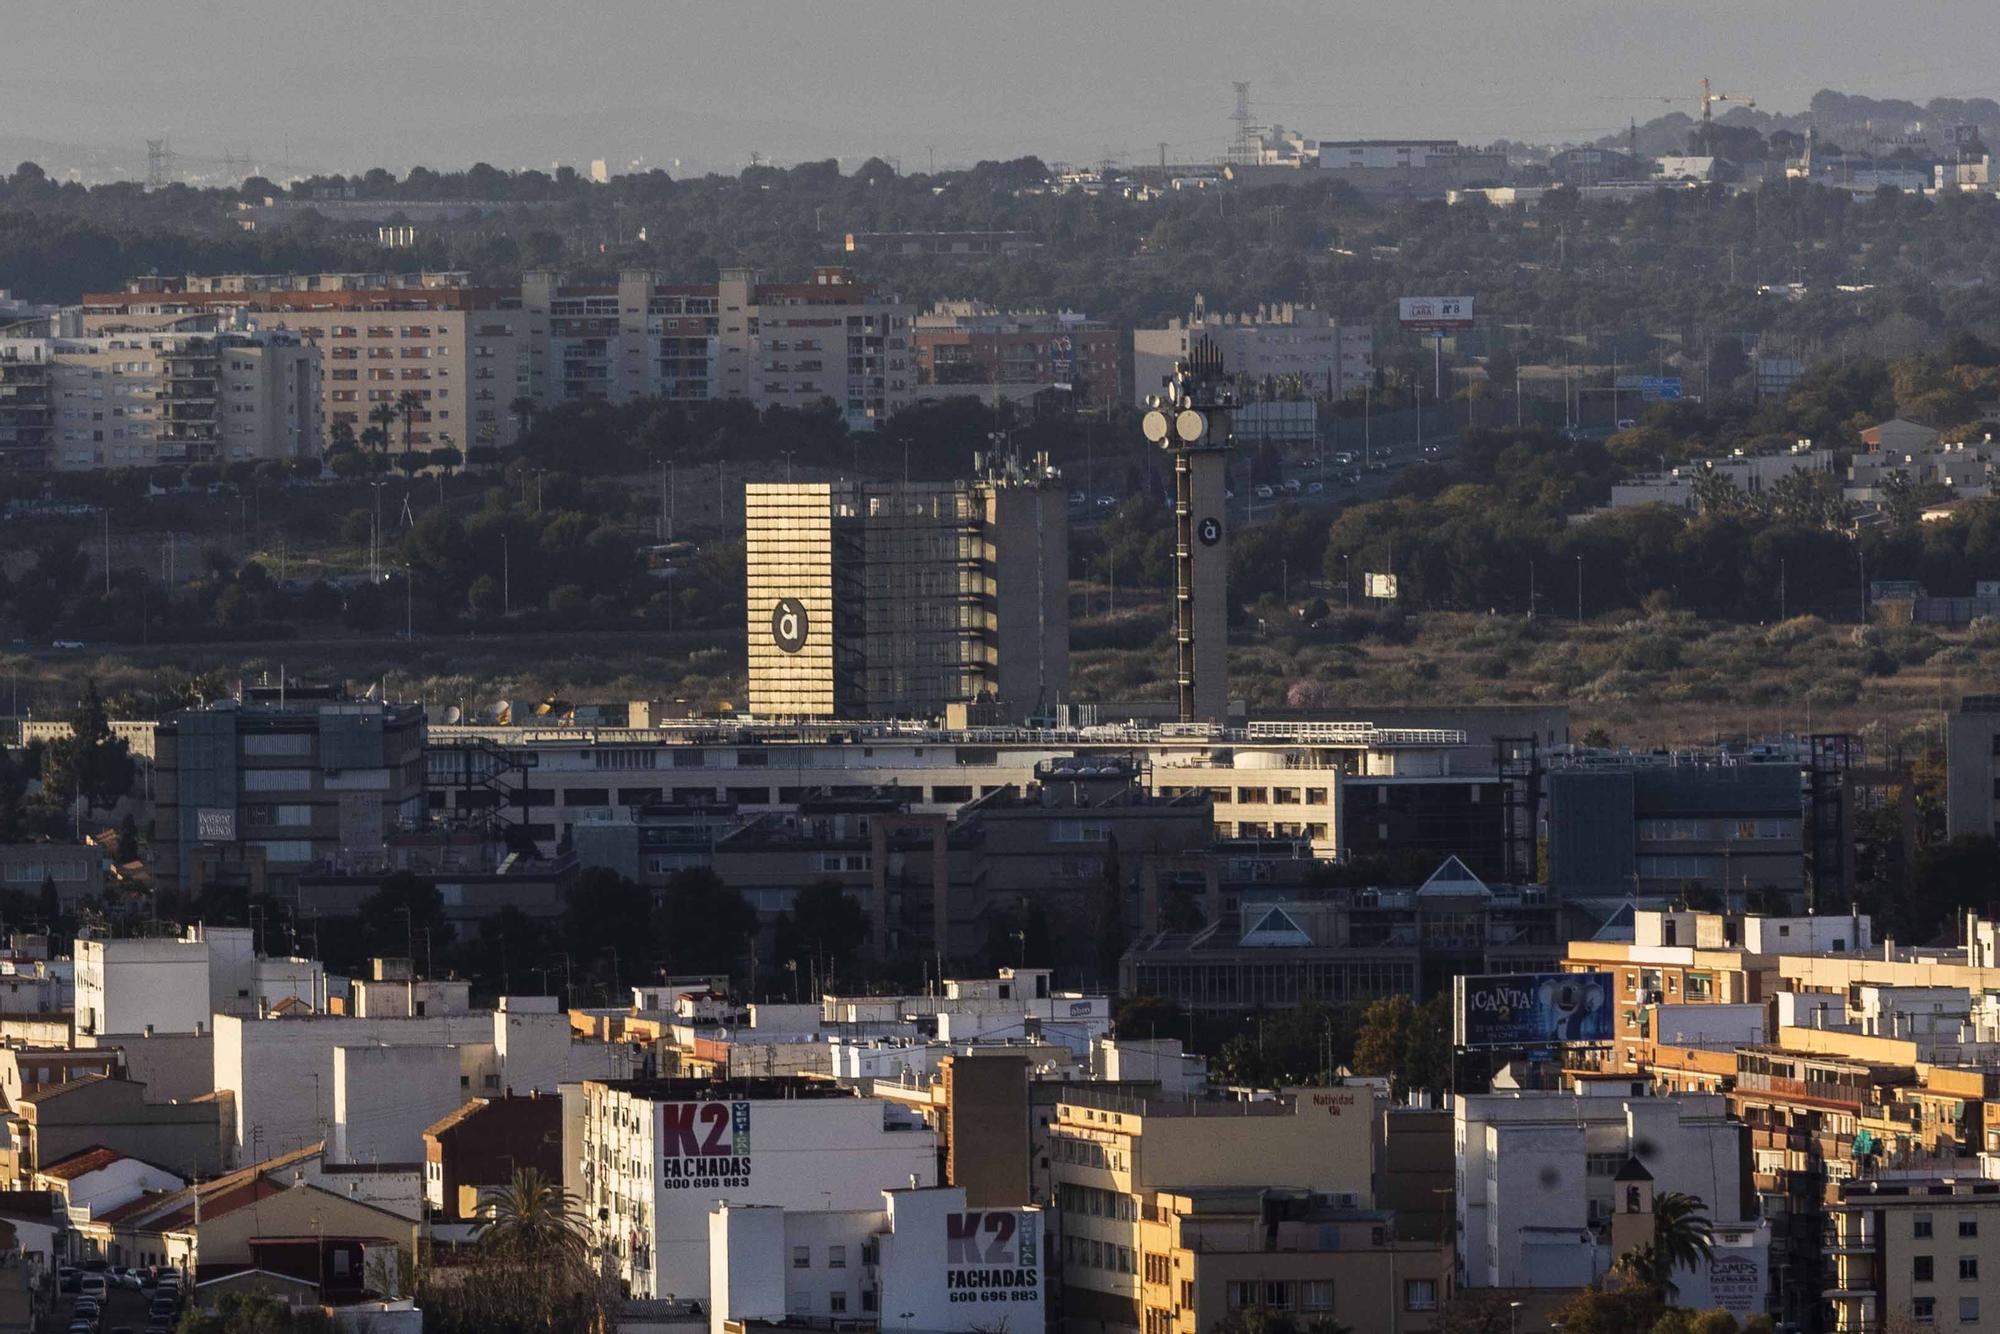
367, 402, 398, 473
474, 1167, 590, 1274
1614, 1190, 1714, 1298
327, 418, 357, 456
396, 389, 424, 463
509, 395, 539, 437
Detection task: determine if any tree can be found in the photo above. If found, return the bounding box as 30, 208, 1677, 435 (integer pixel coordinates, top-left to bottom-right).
419, 1166, 611, 1334
474, 1167, 589, 1270
655, 867, 759, 979
509, 396, 539, 436
396, 389, 424, 463
1614, 1191, 1715, 1298
1210, 1310, 1352, 1334
176, 1291, 337, 1333
355, 870, 455, 966
1349, 994, 1452, 1100
1880, 468, 1924, 529
773, 879, 868, 987
40, 679, 134, 815
1688, 465, 1743, 515
1905, 835, 2000, 941
562, 867, 654, 995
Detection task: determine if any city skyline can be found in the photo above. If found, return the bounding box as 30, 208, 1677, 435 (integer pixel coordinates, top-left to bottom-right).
6, 0, 2000, 180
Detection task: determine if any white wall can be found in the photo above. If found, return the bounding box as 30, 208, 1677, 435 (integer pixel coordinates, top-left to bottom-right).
1651, 1003, 1766, 1049
60, 1158, 184, 1218
1743, 914, 1871, 955
213, 1014, 491, 1163
638, 1095, 937, 1300
708, 1205, 789, 1333
77, 938, 209, 1037
332, 1044, 465, 1166
880, 1187, 1043, 1334
492, 1010, 636, 1092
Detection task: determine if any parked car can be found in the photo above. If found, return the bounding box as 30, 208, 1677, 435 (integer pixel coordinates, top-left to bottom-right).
58, 1266, 80, 1293
1253, 484, 1275, 499
1067, 491, 1086, 507
1306, 481, 1325, 495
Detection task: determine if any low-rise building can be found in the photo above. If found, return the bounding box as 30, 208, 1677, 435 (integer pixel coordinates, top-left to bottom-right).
565, 1076, 940, 1300
422, 1092, 563, 1233
911, 302, 1121, 410
1133, 299, 1372, 408
1455, 1091, 1768, 1318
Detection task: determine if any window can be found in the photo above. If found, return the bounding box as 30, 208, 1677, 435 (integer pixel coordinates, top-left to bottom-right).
1225, 1282, 1255, 1312
1913, 1296, 1935, 1322
828, 1246, 846, 1269
1404, 1279, 1438, 1312
829, 1292, 847, 1314
1917, 1214, 1935, 1238
792, 1247, 811, 1269
1963, 1217, 1981, 1238
1961, 1297, 1979, 1324
1963, 1256, 1980, 1281
1301, 1280, 1334, 1312
1261, 1281, 1292, 1309
861, 1290, 878, 1313
1916, 1255, 1935, 1282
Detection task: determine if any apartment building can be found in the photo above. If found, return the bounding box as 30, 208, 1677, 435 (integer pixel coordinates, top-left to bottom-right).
0, 325, 318, 470
1041, 1083, 1380, 1332
427, 714, 1486, 863
563, 1077, 938, 1300
1827, 1177, 2000, 1332
81, 272, 522, 458
519, 265, 912, 429
744, 467, 1068, 721
1133, 299, 1373, 407
152, 684, 428, 899
1455, 1091, 1767, 1316
1136, 1187, 1449, 1334
911, 301, 1122, 410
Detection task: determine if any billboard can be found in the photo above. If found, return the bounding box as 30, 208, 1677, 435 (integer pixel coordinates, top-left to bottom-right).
1365, 572, 1399, 599
1454, 972, 1613, 1049
1398, 296, 1474, 331
660, 1100, 752, 1189
944, 1210, 1040, 1309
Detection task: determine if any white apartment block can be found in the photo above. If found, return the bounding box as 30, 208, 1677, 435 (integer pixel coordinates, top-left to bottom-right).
1456, 1091, 1768, 1316
566, 1079, 938, 1300
0, 326, 318, 470
1132, 299, 1373, 407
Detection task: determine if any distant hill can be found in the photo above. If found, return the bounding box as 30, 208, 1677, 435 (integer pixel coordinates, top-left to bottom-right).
1598, 88, 2000, 158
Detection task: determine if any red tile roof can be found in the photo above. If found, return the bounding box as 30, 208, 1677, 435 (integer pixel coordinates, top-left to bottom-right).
38, 1145, 124, 1180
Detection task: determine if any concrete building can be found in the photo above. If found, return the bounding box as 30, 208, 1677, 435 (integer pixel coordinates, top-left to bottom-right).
1826, 1175, 2000, 1331
1605, 443, 1835, 513
152, 684, 428, 898
1043, 1083, 1379, 1332
744, 463, 1068, 721
565, 1077, 939, 1300
911, 302, 1122, 410
0, 843, 105, 909
1132, 299, 1372, 409
1454, 1091, 1767, 1317
1224, 133, 1509, 199
3, 1074, 232, 1181
422, 1092, 563, 1231
428, 713, 1495, 863
0, 325, 319, 470
520, 265, 912, 431
708, 1184, 1043, 1334
1947, 695, 2000, 839
80, 272, 525, 456
75, 924, 325, 1041
1546, 761, 1806, 901
1123, 857, 1585, 1012
214, 1001, 634, 1166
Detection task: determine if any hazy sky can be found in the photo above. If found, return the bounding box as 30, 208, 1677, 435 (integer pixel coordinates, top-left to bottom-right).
9, 1, 2000, 179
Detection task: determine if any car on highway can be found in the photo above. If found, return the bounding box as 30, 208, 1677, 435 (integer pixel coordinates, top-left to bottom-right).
1306, 481, 1325, 495
1253, 484, 1275, 499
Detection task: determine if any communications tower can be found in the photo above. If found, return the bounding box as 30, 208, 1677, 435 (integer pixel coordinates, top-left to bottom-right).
1143, 337, 1235, 724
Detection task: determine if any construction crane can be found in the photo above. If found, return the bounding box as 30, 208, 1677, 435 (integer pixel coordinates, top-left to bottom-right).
1600, 78, 1757, 156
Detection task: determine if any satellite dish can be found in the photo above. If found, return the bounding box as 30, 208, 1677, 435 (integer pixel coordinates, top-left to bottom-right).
443, 705, 463, 725
1141, 410, 1170, 444
489, 699, 512, 725
1175, 409, 1207, 443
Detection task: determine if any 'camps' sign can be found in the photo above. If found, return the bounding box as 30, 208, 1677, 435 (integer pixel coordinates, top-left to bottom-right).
660, 1101, 752, 1189
944, 1210, 1040, 1305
